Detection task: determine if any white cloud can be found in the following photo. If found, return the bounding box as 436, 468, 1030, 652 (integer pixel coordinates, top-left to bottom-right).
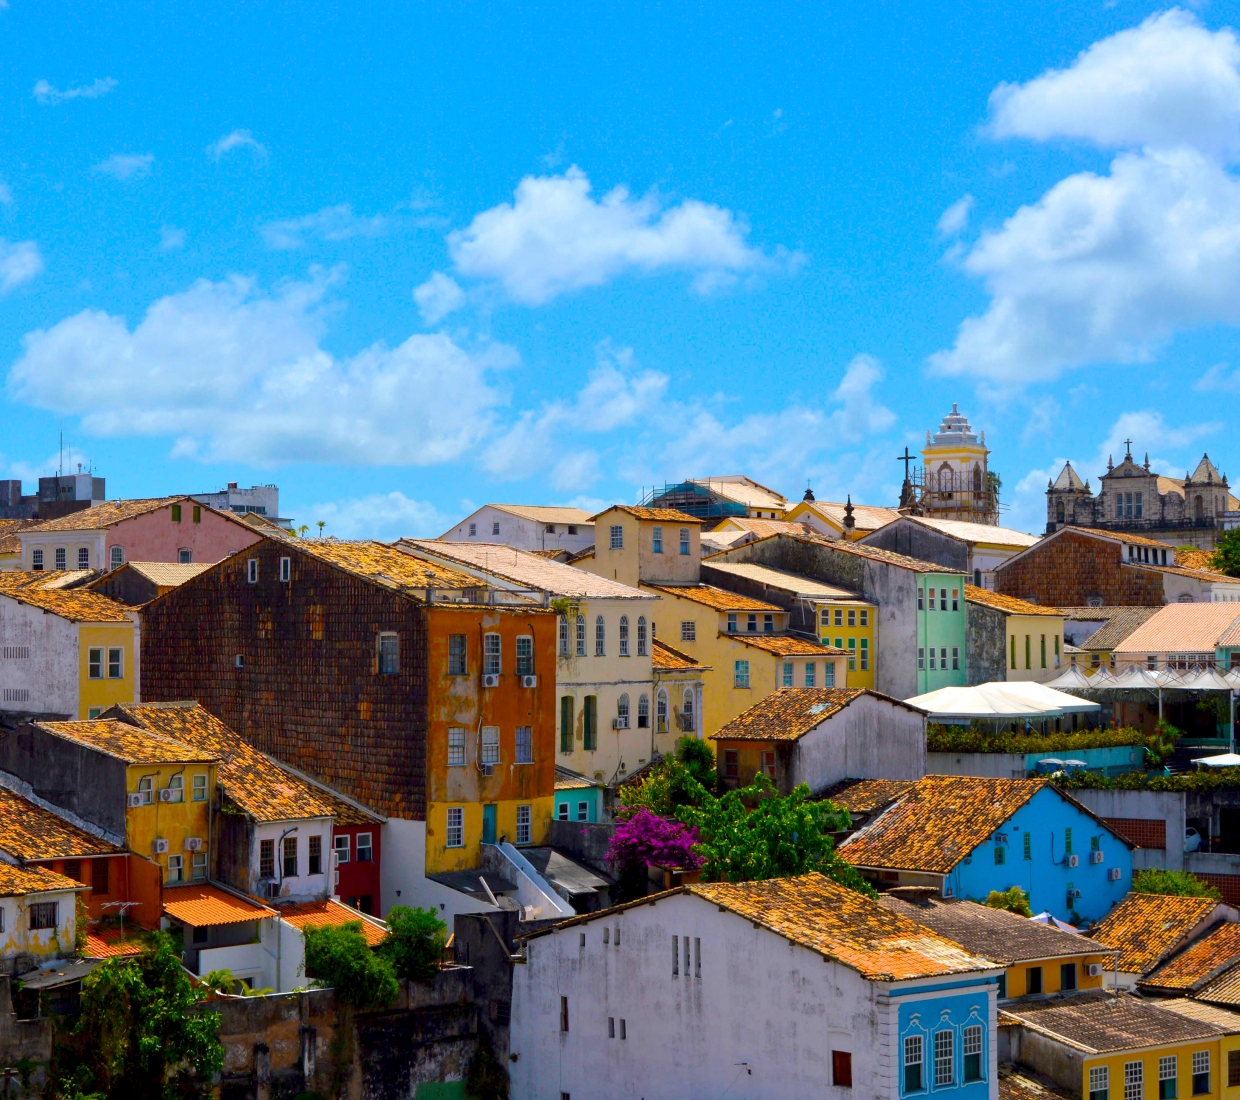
207, 129, 267, 161
293, 491, 448, 540
0, 180, 12, 206
261, 204, 390, 249
94, 153, 153, 181
0, 239, 43, 292
447, 166, 794, 305
551, 451, 599, 492
413, 272, 466, 325
159, 225, 186, 251
988, 9, 1240, 157
824, 354, 897, 442
33, 77, 116, 105
932, 148, 1240, 383
4, 445, 93, 486
1195, 361, 1240, 391
937, 194, 974, 237
8, 271, 516, 467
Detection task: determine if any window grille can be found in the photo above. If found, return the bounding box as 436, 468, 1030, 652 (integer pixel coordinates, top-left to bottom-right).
378, 633, 399, 675
934, 1029, 954, 1087
637, 616, 647, 656
734, 660, 750, 688
963, 1025, 983, 1082
679, 528, 690, 555
446, 808, 464, 848
449, 635, 467, 675
481, 726, 500, 765
484, 633, 501, 675
29, 902, 58, 930
515, 726, 533, 764
680, 621, 696, 642
1090, 1065, 1109, 1100
516, 804, 531, 845
619, 616, 629, 656
652, 526, 662, 553
448, 727, 466, 766
516, 636, 534, 675
595, 616, 605, 656
904, 1036, 923, 1094
1125, 1061, 1143, 1100
637, 694, 649, 728
610, 525, 623, 549
576, 615, 586, 656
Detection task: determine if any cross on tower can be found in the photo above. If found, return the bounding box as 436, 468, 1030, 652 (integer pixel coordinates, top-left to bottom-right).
1124, 438, 1133, 458
897, 446, 916, 480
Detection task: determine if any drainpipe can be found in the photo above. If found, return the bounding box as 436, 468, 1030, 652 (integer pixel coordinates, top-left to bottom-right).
274, 825, 298, 994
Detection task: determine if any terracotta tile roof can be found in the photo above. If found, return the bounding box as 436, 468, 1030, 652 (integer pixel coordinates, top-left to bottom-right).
1058, 606, 1160, 652
0, 787, 123, 860
794, 500, 901, 533
1177, 549, 1223, 573
748, 531, 962, 575
1092, 893, 1224, 974
1155, 563, 1240, 584
713, 688, 878, 742
0, 520, 38, 556
1196, 963, 1240, 1007
84, 927, 146, 959
689, 873, 998, 981
645, 583, 785, 612
488, 505, 594, 526
998, 1065, 1075, 1100
1114, 603, 1240, 655
34, 719, 219, 766
279, 898, 388, 946
591, 505, 702, 524
1158, 998, 1240, 1030
897, 517, 1041, 548
702, 561, 863, 600
24, 496, 185, 532
293, 539, 477, 593
1139, 921, 1240, 992
651, 639, 710, 672
688, 477, 788, 511
1001, 990, 1227, 1052
819, 778, 916, 816
840, 776, 1066, 875
0, 574, 132, 622
966, 585, 1062, 617
1070, 527, 1178, 549
399, 540, 651, 599
108, 561, 213, 587
716, 518, 806, 538
0, 863, 82, 896
727, 633, 848, 657
554, 766, 601, 791
879, 894, 1108, 965
163, 883, 275, 926
107, 702, 375, 824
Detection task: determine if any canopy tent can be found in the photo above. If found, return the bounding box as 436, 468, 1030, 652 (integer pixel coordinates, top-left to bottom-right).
999, 681, 1102, 715
1044, 666, 1095, 692
905, 682, 1100, 725
1029, 911, 1080, 933
1193, 753, 1240, 768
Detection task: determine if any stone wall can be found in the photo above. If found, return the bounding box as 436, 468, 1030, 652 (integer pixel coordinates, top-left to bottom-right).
965, 602, 1007, 685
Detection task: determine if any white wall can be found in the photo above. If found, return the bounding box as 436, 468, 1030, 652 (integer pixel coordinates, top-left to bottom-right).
794, 694, 926, 792
0, 597, 77, 716
380, 817, 497, 923
441, 506, 595, 554
253, 818, 334, 902
21, 530, 105, 571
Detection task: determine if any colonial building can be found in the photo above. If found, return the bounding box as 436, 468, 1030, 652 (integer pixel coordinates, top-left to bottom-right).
439, 504, 595, 555
862, 515, 1039, 589
898, 404, 1000, 525
1046, 446, 1240, 549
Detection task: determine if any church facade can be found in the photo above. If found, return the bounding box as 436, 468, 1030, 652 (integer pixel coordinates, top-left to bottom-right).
1046, 447, 1239, 549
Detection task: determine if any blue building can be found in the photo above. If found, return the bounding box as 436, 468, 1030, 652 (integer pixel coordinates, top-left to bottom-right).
840, 775, 1134, 924
553, 766, 604, 824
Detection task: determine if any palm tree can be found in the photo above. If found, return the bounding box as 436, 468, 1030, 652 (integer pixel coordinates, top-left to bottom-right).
316, 520, 326, 538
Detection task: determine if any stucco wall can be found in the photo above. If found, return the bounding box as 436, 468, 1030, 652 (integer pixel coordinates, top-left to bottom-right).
1070, 788, 1185, 871
794, 694, 926, 792
441, 506, 595, 554
381, 817, 496, 922
966, 602, 1007, 686
863, 520, 970, 573
0, 598, 77, 718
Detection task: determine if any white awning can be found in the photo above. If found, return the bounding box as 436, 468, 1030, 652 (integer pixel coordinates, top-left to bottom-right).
1194, 753, 1240, 768
997, 681, 1102, 715
904, 682, 1097, 721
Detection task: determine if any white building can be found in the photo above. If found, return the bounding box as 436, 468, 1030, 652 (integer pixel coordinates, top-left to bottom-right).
439, 505, 595, 555
191, 483, 288, 528
511, 872, 1002, 1100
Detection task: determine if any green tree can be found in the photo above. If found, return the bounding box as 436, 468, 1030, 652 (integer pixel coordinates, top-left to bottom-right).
52, 932, 223, 1100
303, 921, 399, 1008
984, 886, 1033, 917
1212, 529, 1240, 577
618, 755, 712, 819
1134, 869, 1221, 899
377, 906, 447, 981
675, 736, 717, 793
676, 775, 874, 896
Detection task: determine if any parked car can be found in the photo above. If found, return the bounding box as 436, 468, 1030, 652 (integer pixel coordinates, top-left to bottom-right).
1185, 827, 1202, 853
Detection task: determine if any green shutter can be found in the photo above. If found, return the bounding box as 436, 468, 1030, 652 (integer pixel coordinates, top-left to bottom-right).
584, 695, 597, 751
560, 696, 573, 754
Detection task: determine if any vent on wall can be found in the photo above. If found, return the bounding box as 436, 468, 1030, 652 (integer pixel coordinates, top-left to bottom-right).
1, 647, 29, 659
1, 689, 29, 702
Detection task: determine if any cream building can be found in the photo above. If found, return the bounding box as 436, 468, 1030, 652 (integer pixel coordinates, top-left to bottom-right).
783, 496, 900, 541
399, 539, 658, 784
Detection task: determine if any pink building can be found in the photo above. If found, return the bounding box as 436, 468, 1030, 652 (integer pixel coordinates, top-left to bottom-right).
19, 497, 262, 572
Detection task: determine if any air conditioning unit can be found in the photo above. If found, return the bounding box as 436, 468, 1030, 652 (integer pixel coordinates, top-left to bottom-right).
152, 838, 169, 855
184, 837, 203, 852
613, 716, 629, 730
521, 674, 538, 688
482, 673, 500, 688
942, 885, 954, 898
1109, 867, 1122, 881
1090, 850, 1104, 864
480, 763, 494, 777
159, 788, 174, 803
994, 833, 1008, 844
126, 793, 143, 809
1087, 964, 1104, 978
1067, 853, 1079, 868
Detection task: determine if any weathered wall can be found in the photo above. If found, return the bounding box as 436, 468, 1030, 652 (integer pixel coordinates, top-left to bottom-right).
926, 752, 1028, 779
965, 602, 1007, 685
1008, 1024, 1084, 1095
862, 520, 969, 573
0, 599, 77, 719
1070, 788, 1185, 870
793, 694, 926, 792
996, 531, 1165, 607
547, 819, 615, 875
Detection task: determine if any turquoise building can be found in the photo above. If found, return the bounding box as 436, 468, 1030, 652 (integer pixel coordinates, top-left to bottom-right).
916, 571, 969, 693
553, 766, 603, 823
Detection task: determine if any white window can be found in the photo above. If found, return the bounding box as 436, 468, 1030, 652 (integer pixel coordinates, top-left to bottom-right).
576, 614, 586, 657
952, 646, 960, 671
576, 800, 589, 822
682, 689, 695, 731
1193, 1051, 1210, 1094
446, 807, 464, 848
31, 548, 43, 570
1160, 1055, 1177, 1090
77, 547, 90, 569
619, 616, 629, 656
1125, 1061, 1143, 1100
918, 647, 925, 670
468, 523, 476, 536
167, 774, 184, 803
448, 727, 466, 766
824, 661, 835, 687
734, 660, 750, 688
610, 525, 624, 550
905, 1036, 924, 1093
617, 694, 630, 728
191, 773, 208, 801
637, 694, 649, 729
516, 726, 533, 764
681, 620, 696, 642
516, 636, 534, 676
1089, 1066, 1109, 1100
929, 649, 937, 670
516, 804, 532, 845
656, 690, 668, 733
279, 556, 291, 582
109, 545, 123, 569
356, 832, 373, 861
178, 548, 193, 564
167, 854, 184, 883
484, 633, 501, 675
595, 616, 606, 656
192, 851, 207, 879
558, 617, 569, 656
138, 776, 154, 805
557, 802, 569, 821
652, 526, 663, 554
481, 726, 500, 765
804, 662, 816, 687
637, 616, 647, 656
247, 558, 259, 583
378, 633, 400, 675
940, 646, 948, 668
88, 648, 103, 679
334, 834, 350, 863
55, 547, 66, 570
679, 528, 690, 555
108, 648, 124, 679
934, 1029, 953, 1087
28, 901, 58, 930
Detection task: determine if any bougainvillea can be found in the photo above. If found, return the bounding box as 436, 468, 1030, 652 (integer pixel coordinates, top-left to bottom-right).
606, 808, 703, 871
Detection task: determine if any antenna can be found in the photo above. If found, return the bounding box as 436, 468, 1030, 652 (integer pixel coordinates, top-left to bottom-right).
58, 432, 63, 478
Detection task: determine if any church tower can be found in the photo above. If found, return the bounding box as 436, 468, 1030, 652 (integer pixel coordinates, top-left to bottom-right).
914, 404, 999, 525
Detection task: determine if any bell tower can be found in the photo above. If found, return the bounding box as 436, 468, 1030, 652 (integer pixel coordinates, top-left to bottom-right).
913, 404, 998, 524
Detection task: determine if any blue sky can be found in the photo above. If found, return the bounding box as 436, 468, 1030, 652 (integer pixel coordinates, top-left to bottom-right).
4, 1, 1240, 538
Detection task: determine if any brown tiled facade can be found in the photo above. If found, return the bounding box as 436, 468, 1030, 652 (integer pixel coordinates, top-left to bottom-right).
996, 530, 1165, 607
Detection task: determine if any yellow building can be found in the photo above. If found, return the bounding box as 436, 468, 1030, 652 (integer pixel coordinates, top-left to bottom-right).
0, 864, 83, 964
1004, 991, 1240, 1100
27, 720, 218, 886
577, 505, 703, 588
783, 497, 901, 541
964, 585, 1066, 683
651, 639, 709, 752
0, 572, 137, 719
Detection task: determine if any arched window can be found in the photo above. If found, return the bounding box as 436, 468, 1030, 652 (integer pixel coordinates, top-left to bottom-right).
595, 615, 606, 656
576, 614, 586, 657
558, 616, 569, 657
972, 464, 983, 493
938, 463, 953, 496
656, 690, 668, 733
109, 545, 124, 570
637, 616, 647, 656
1056, 500, 1065, 524
617, 693, 630, 728
682, 689, 695, 732
637, 694, 650, 728
1195, 495, 1205, 521
619, 615, 630, 656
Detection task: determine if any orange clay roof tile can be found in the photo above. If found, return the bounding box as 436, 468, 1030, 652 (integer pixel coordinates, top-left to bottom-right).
84, 928, 146, 959
726, 633, 848, 657
0, 787, 122, 860
33, 719, 219, 766
591, 505, 702, 524
0, 862, 83, 896
162, 883, 275, 926
713, 688, 877, 742
644, 583, 785, 612
1093, 893, 1224, 975
965, 584, 1062, 617
819, 778, 917, 816
1140, 921, 1240, 993
651, 638, 710, 672
279, 898, 388, 946
0, 573, 133, 622
292, 539, 478, 592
